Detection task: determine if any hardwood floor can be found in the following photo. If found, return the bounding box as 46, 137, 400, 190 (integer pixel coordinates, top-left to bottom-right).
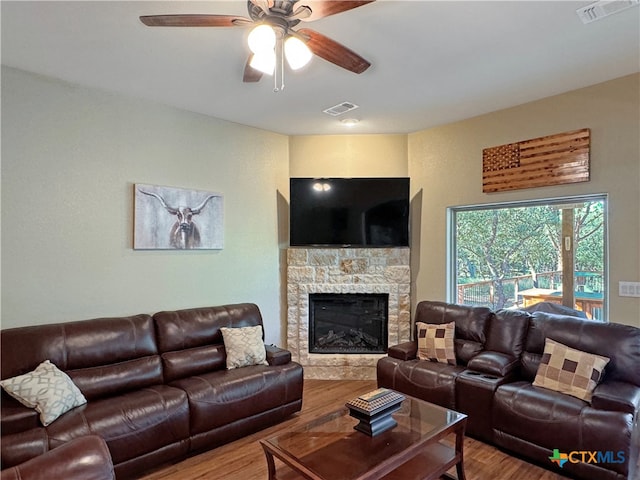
138, 380, 567, 480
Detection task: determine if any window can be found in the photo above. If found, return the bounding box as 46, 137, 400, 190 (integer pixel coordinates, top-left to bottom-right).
448, 194, 607, 321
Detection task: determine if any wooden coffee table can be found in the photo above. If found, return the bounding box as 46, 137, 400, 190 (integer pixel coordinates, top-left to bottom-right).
260, 394, 467, 480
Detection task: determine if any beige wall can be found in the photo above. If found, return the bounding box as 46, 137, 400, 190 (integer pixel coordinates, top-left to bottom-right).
1, 67, 290, 344
409, 73, 640, 327
2, 67, 638, 340
289, 134, 408, 177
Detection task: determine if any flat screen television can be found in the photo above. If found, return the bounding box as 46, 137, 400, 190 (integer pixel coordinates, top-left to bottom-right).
289, 177, 410, 247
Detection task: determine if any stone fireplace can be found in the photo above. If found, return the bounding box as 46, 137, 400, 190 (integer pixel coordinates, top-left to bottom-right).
287, 247, 411, 380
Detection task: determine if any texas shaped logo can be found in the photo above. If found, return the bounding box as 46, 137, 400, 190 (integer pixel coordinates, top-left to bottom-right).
549, 449, 569, 468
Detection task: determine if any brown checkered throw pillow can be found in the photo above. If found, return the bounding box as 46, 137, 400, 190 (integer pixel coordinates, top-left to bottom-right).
533, 338, 610, 402
416, 321, 456, 365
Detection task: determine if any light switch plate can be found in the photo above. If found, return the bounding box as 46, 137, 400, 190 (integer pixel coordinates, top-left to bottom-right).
619, 281, 640, 297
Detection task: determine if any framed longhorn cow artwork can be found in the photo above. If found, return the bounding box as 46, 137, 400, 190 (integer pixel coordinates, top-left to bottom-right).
134, 183, 223, 250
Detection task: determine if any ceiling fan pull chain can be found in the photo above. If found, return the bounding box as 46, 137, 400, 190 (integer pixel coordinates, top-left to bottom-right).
274, 36, 285, 92
280, 38, 285, 91
273, 66, 278, 93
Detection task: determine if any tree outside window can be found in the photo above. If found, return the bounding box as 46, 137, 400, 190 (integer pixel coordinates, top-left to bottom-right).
449, 195, 606, 320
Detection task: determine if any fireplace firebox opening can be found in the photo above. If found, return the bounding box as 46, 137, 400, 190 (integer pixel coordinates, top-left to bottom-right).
309, 293, 389, 354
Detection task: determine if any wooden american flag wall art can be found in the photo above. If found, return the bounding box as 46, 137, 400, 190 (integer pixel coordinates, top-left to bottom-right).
482, 128, 590, 193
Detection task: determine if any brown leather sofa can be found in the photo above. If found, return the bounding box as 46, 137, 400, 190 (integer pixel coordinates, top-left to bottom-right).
377, 300, 640, 480
1, 303, 303, 479
1, 435, 115, 480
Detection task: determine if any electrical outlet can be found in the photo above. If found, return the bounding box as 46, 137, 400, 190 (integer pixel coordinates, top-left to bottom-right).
619, 281, 640, 297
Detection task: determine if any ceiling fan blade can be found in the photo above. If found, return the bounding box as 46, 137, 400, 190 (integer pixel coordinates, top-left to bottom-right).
297, 28, 370, 74
296, 1, 375, 22
140, 14, 251, 27
243, 55, 264, 83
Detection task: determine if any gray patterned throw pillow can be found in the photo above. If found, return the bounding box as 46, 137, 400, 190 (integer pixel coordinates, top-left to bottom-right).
0, 360, 87, 426
220, 325, 268, 369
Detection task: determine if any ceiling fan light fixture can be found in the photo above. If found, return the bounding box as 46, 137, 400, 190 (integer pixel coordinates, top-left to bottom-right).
284, 35, 312, 70
140, 1, 375, 88
248, 24, 276, 54
250, 51, 276, 75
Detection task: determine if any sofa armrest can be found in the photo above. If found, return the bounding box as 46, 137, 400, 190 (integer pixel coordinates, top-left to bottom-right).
1, 435, 114, 480
265, 345, 292, 366
387, 341, 417, 361
591, 381, 640, 415
466, 351, 519, 377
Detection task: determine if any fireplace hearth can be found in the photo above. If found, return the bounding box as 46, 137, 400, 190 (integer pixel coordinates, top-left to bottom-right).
309, 293, 388, 354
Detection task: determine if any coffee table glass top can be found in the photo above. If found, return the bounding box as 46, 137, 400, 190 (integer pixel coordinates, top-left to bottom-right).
262, 396, 466, 480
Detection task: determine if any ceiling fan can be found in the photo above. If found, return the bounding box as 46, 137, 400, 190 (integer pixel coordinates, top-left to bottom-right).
140, 0, 375, 87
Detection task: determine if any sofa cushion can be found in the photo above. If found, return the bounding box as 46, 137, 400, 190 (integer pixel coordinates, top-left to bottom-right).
220, 325, 268, 369
161, 344, 226, 383
376, 357, 464, 409
68, 356, 163, 401
170, 362, 303, 435
153, 304, 264, 354
154, 304, 265, 380
533, 338, 609, 402
0, 315, 161, 402
45, 385, 190, 466
486, 309, 529, 357
0, 361, 87, 427
416, 321, 456, 365
493, 381, 586, 450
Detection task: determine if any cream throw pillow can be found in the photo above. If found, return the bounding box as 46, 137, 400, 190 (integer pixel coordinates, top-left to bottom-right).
416, 321, 456, 365
0, 360, 87, 426
220, 325, 268, 369
533, 338, 609, 402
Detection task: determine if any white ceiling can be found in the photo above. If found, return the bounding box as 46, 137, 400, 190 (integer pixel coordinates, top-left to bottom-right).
2, 1, 639, 135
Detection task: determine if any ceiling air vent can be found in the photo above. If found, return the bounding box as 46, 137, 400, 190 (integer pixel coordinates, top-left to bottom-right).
576, 0, 639, 24
322, 101, 359, 117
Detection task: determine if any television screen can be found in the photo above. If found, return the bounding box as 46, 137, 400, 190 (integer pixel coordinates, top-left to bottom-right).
289, 177, 410, 247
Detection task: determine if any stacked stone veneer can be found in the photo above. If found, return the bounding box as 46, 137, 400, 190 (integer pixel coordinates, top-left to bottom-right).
287, 247, 411, 380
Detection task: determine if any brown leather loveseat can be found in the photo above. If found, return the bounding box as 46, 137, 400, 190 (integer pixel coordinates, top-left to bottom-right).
377, 300, 640, 480
1, 303, 304, 479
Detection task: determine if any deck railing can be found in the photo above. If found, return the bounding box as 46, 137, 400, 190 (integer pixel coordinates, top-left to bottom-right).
457, 271, 604, 319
